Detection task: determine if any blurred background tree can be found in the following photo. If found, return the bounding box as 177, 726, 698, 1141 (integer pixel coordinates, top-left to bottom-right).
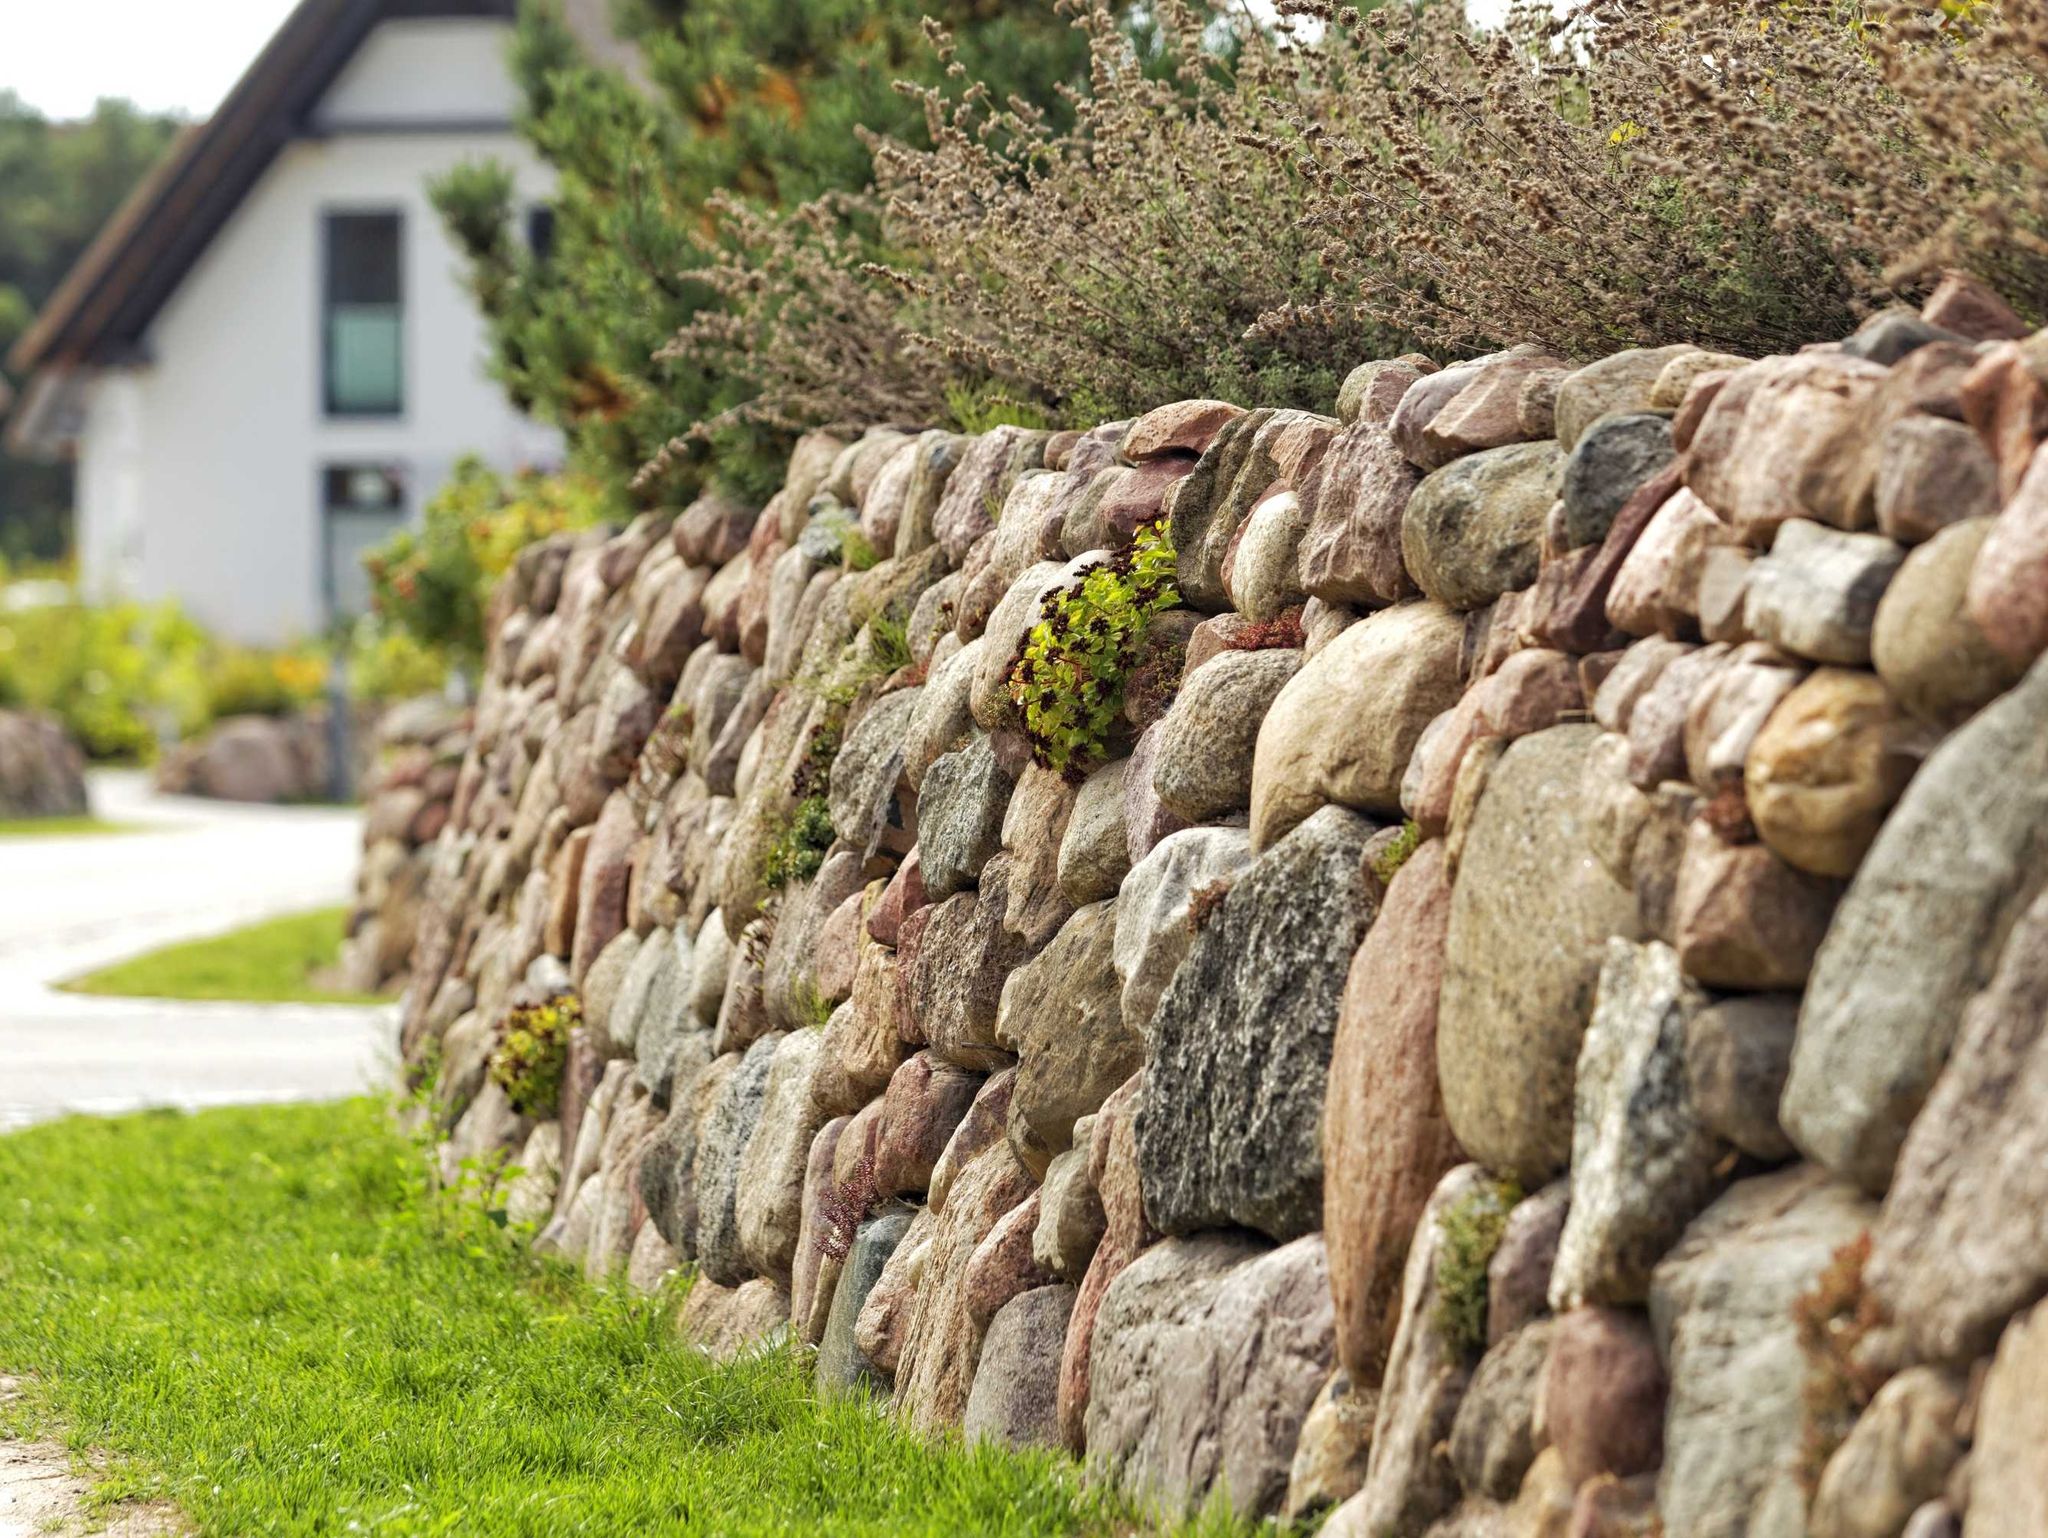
0, 91, 181, 562
430, 0, 1090, 509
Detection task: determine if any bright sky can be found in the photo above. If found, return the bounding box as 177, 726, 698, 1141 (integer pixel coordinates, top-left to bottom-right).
4, 0, 300, 121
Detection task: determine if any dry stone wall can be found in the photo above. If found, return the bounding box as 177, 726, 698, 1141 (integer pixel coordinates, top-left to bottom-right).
390, 269, 2048, 1536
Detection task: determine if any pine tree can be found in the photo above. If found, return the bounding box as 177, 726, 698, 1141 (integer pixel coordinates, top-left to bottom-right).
432, 0, 1088, 506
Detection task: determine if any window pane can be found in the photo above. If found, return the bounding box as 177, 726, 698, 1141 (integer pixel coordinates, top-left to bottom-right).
324, 462, 406, 622
326, 213, 401, 305
327, 306, 402, 413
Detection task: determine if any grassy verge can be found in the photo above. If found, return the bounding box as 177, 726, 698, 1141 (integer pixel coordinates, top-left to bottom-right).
0, 1101, 1195, 1537
58, 906, 382, 1005
0, 814, 130, 837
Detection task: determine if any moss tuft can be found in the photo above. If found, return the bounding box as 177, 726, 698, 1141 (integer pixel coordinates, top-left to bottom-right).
1431, 1175, 1521, 1359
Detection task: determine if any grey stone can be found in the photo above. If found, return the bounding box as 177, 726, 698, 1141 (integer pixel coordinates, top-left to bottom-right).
1684, 995, 1799, 1163
1283, 1370, 1379, 1522
1782, 653, 2048, 1194
827, 687, 919, 859
1448, 1319, 1554, 1501
1649, 1165, 1878, 1538
908, 856, 1032, 1071
1562, 413, 1678, 549
733, 1029, 831, 1284
1551, 940, 1730, 1310
903, 637, 980, 794
1743, 519, 1905, 666
1055, 758, 1132, 905
1871, 518, 2024, 725
1033, 1135, 1107, 1283
962, 1284, 1077, 1450
1401, 441, 1566, 611
1868, 888, 2048, 1362
998, 899, 1141, 1179
1111, 825, 1254, 1044
918, 734, 1017, 900
1809, 1366, 1965, 1538
1438, 725, 1644, 1186
817, 1204, 915, 1395
1137, 807, 1381, 1240
693, 1033, 783, 1286
1086, 1232, 1335, 1523
1151, 648, 1301, 824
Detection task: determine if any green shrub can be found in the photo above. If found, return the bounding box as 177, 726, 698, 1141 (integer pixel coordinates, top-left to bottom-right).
1007, 520, 1180, 779
202, 644, 327, 720
759, 795, 836, 891
366, 457, 614, 668
1371, 821, 1423, 887
345, 618, 452, 703
1432, 1176, 1522, 1360
486, 992, 581, 1118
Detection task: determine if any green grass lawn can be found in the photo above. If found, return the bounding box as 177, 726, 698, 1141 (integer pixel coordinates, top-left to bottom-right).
0, 813, 130, 836
0, 1101, 1190, 1537
59, 906, 384, 1005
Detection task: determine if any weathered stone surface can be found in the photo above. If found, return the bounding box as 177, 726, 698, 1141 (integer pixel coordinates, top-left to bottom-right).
1121, 719, 1189, 867
852, 1203, 935, 1379
1680, 643, 1804, 793
962, 1284, 1077, 1449
892, 1140, 1037, 1433
1338, 355, 1436, 428
1967, 441, 2048, 667
1284, 1370, 1378, 1522
693, 1033, 782, 1286
1874, 414, 2000, 545
0, 709, 87, 819
1336, 1165, 1491, 1538
1745, 668, 1931, 880
790, 1116, 848, 1341
1607, 488, 1738, 640
1297, 420, 1424, 606
999, 763, 1079, 950
1544, 1305, 1668, 1487
1556, 345, 1699, 450
1401, 442, 1566, 611
1120, 399, 1245, 462
907, 857, 1031, 1071
872, 1051, 983, 1199
1055, 758, 1131, 905
827, 687, 918, 859
1448, 1319, 1553, 1501
1683, 995, 1799, 1163
1487, 1182, 1568, 1347
678, 1275, 790, 1360
1687, 353, 1890, 542
1648, 1165, 1878, 1538
1868, 888, 2048, 1362
1058, 1074, 1153, 1451
733, 1029, 830, 1284
1228, 487, 1313, 620
1086, 1232, 1335, 1523
1151, 647, 1300, 824
1326, 839, 1466, 1381
1439, 725, 1644, 1185
933, 425, 1047, 563
903, 637, 980, 794
1138, 807, 1380, 1240
1966, 1302, 2048, 1538
1782, 654, 2048, 1194
918, 734, 1017, 900
1873, 518, 2025, 724
1672, 822, 1840, 992
1251, 600, 1467, 849
1111, 825, 1254, 1043
998, 900, 1139, 1179
1552, 940, 1728, 1310
1743, 520, 1904, 667
1563, 413, 1678, 550
1809, 1366, 1965, 1538
1033, 1132, 1106, 1283
819, 1203, 915, 1395
1417, 348, 1566, 464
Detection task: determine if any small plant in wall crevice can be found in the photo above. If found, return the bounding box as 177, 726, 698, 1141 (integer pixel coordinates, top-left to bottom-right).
486, 991, 581, 1119
1007, 519, 1180, 779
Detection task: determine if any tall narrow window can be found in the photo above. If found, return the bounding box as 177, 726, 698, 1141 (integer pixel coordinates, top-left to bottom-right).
323, 211, 403, 416
323, 464, 406, 622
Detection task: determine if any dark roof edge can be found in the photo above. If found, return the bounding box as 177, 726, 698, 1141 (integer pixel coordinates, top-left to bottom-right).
5, 0, 516, 381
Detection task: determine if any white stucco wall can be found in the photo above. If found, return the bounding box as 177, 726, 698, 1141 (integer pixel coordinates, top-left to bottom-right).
71, 16, 561, 643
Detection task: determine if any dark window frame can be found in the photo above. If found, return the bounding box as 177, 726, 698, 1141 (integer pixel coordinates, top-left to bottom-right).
320, 207, 406, 419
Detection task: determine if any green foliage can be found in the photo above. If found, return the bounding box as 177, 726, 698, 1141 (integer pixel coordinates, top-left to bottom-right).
0, 1099, 1217, 1536
364, 456, 614, 667
866, 615, 911, 677
431, 0, 1088, 504
486, 991, 582, 1118
838, 525, 879, 572
200, 643, 328, 720
0, 92, 181, 561
1432, 1176, 1522, 1360
1008, 521, 1180, 778
760, 794, 836, 891
943, 383, 1054, 436
1371, 821, 1423, 886
343, 616, 452, 702
59, 906, 377, 1005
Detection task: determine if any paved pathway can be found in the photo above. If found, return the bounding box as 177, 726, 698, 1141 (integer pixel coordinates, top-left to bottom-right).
0, 771, 396, 1133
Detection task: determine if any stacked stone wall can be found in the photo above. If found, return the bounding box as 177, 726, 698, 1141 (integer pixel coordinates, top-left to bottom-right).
393, 270, 2048, 1536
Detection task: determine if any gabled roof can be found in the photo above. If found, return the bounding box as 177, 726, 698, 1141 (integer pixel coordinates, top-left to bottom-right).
5, 0, 516, 383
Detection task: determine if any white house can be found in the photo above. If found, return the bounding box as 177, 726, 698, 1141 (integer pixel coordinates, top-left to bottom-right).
5, 0, 579, 643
